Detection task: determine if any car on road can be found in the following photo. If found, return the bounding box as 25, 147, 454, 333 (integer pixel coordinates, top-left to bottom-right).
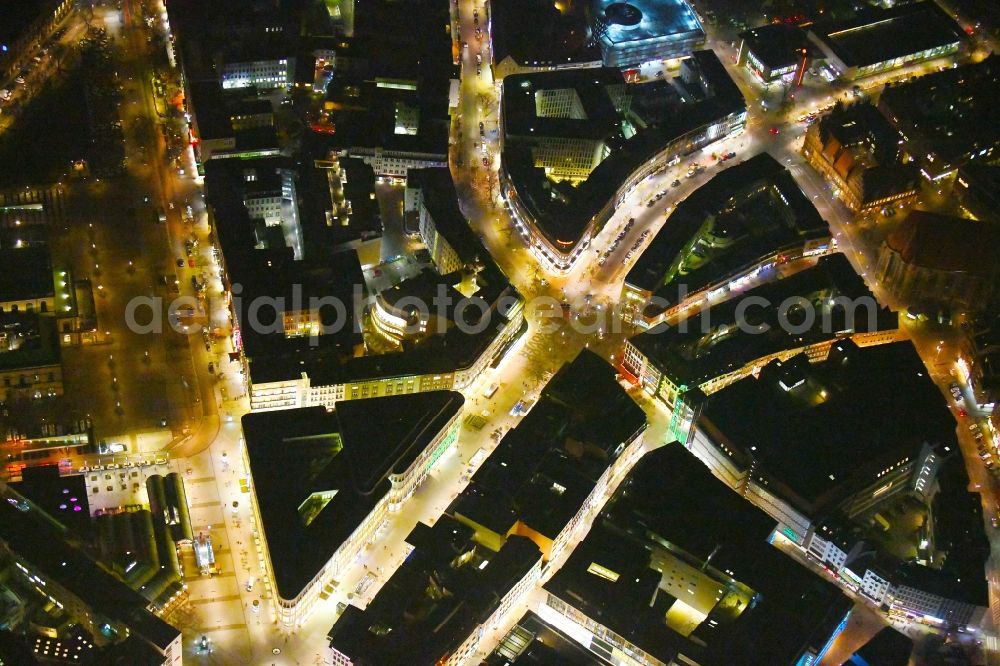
769, 127, 779, 135
671, 179, 681, 187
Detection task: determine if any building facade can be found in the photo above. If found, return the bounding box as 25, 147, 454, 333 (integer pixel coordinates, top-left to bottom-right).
249, 296, 524, 411
801, 110, 917, 213
221, 57, 294, 90
876, 213, 1000, 314
0, 0, 73, 83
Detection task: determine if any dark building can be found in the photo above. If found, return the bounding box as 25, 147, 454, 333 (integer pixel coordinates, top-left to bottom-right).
0, 311, 62, 403
737, 23, 811, 84
490, 0, 600, 79
541, 445, 853, 666
878, 54, 1000, 181
448, 349, 647, 564
848, 628, 913, 666
9, 466, 90, 537
328, 517, 542, 666
241, 391, 464, 625
692, 339, 954, 533
623, 253, 899, 420
877, 211, 1000, 314
501, 50, 746, 272
623, 152, 829, 325
0, 481, 182, 664
955, 164, 1000, 223
313, 0, 457, 179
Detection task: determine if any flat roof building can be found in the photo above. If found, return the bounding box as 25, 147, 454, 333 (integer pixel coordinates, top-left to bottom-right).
448, 350, 647, 560
851, 628, 914, 665
371, 269, 472, 346
490, 0, 601, 79
501, 50, 746, 273
737, 23, 811, 84
589, 0, 705, 68
0, 246, 54, 313
695, 339, 954, 526
541, 445, 852, 666
0, 311, 62, 403
0, 481, 182, 665
878, 54, 1000, 181
623, 253, 900, 414
449, 349, 647, 564
807, 2, 966, 80
623, 152, 829, 326
955, 164, 1000, 223
328, 517, 543, 666
242, 391, 464, 626
312, 0, 457, 180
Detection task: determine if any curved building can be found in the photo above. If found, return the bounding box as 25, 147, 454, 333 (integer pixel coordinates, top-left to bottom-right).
500, 51, 746, 273
589, 0, 705, 68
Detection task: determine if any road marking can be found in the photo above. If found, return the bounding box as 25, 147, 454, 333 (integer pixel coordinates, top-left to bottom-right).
189, 477, 215, 483
190, 500, 221, 508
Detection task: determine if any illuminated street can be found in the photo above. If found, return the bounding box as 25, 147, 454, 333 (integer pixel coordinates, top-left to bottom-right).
1, 0, 998, 664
